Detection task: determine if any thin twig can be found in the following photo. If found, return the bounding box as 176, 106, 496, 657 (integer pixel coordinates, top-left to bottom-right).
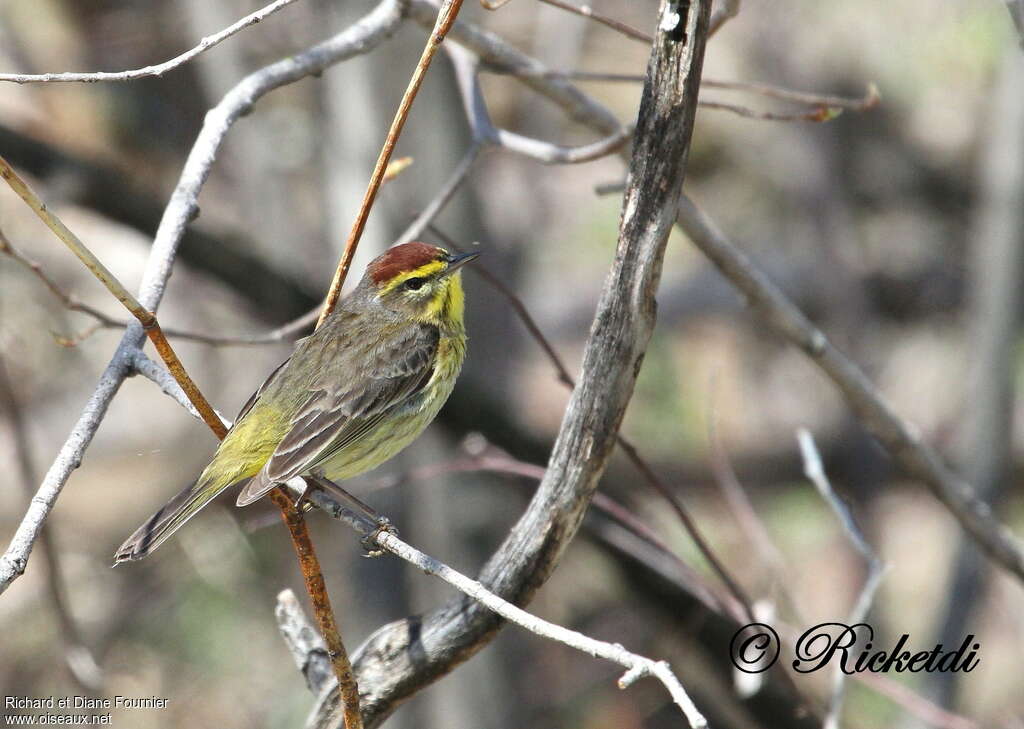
702, 79, 881, 111
0, 0, 301, 83
798, 429, 885, 729
493, 125, 632, 160
536, 0, 652, 43
318, 0, 466, 326
675, 194, 1024, 582
0, 227, 122, 328
298, 485, 708, 728
483, 64, 880, 115
700, 100, 843, 123
448, 44, 630, 165
152, 308, 318, 346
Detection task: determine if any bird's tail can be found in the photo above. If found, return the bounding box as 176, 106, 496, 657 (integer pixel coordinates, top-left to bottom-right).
113, 473, 248, 564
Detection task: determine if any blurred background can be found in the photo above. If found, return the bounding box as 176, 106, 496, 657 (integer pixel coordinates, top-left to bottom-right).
1, 0, 1022, 727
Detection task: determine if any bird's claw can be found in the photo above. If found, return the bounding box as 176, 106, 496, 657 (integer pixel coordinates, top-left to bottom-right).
293, 488, 315, 513
361, 517, 397, 558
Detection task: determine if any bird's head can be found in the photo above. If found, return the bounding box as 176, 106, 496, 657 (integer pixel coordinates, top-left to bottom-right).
362, 241, 478, 324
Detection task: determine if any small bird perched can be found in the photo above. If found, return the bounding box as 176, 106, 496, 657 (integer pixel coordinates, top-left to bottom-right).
115, 242, 477, 563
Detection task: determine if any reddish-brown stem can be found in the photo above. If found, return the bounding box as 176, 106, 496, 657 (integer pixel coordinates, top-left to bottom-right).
270, 489, 362, 729
317, 0, 466, 327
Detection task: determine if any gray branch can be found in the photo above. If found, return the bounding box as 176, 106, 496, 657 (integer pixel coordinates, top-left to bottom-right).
276, 589, 335, 695
0, 0, 406, 595
446, 43, 630, 164
409, 0, 620, 134
798, 429, 885, 729
675, 196, 1024, 581
0, 0, 301, 83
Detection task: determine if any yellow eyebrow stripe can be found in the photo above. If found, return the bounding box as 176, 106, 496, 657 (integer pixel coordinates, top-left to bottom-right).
378, 260, 446, 294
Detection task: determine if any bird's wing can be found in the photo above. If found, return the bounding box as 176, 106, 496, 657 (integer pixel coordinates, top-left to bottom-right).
235, 323, 439, 506
234, 354, 292, 424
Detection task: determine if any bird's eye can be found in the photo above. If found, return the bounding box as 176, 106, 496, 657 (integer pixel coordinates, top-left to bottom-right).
404, 277, 426, 291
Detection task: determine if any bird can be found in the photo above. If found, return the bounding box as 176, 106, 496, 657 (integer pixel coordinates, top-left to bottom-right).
114, 241, 478, 563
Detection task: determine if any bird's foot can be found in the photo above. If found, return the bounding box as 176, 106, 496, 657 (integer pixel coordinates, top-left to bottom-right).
361, 517, 397, 558
291, 484, 316, 513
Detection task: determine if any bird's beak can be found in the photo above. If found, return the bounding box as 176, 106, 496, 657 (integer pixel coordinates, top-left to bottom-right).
441, 251, 480, 277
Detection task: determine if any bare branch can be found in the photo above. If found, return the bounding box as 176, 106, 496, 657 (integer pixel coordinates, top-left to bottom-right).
153, 308, 318, 346
0, 0, 301, 83
409, 0, 621, 134
536, 0, 652, 43
702, 79, 880, 111
675, 195, 1024, 581
446, 43, 629, 163
492, 125, 631, 161
699, 99, 843, 123
798, 429, 885, 729
276, 589, 335, 695
297, 486, 708, 728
